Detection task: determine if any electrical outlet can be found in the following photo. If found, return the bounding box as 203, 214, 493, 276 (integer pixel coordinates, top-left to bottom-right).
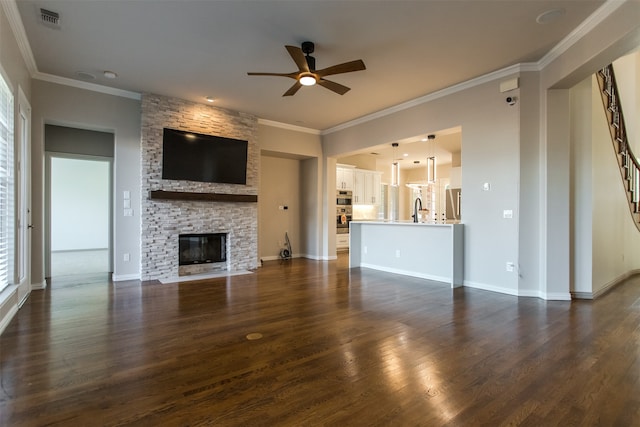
483, 182, 491, 191
506, 262, 515, 272
503, 209, 513, 219
123, 253, 130, 262
364, 246, 368, 254
395, 249, 401, 258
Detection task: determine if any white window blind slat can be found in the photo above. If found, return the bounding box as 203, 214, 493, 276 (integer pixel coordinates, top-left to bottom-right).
0, 73, 14, 292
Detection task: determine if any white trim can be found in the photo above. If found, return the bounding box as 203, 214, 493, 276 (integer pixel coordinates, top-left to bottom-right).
537, 0, 627, 70
360, 263, 451, 285
112, 273, 140, 282
31, 280, 47, 290
540, 292, 572, 301
1, 0, 38, 75
258, 119, 321, 135
0, 284, 18, 335
463, 280, 520, 297
0, 304, 18, 336
301, 254, 337, 261
322, 63, 534, 135
34, 72, 141, 100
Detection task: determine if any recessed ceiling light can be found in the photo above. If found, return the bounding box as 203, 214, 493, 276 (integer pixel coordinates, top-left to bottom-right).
421, 138, 428, 142
206, 96, 215, 103
536, 8, 566, 24
103, 70, 118, 79
403, 153, 409, 157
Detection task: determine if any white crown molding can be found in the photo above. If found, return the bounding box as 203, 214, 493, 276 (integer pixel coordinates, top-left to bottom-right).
258, 118, 321, 135
322, 63, 533, 135
537, 0, 627, 70
1, 0, 38, 75
34, 72, 141, 100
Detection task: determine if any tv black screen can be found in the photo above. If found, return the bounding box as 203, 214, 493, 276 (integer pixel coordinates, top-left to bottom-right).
162, 128, 248, 185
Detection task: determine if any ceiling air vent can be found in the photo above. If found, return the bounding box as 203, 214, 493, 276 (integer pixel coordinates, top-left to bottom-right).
40, 8, 60, 28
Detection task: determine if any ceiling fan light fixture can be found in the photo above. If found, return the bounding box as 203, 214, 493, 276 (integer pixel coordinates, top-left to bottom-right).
299, 74, 317, 86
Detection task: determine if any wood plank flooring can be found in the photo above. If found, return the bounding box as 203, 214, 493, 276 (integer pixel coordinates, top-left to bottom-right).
1, 255, 640, 426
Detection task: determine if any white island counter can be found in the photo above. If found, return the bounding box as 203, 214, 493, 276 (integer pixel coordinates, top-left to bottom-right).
349, 221, 464, 287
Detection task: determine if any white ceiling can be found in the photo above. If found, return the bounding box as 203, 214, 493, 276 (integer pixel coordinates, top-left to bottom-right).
15, 0, 605, 135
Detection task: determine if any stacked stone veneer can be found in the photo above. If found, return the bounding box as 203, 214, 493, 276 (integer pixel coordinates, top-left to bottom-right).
141, 94, 259, 281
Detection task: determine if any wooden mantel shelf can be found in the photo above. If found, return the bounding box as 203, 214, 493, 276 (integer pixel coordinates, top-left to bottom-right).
149, 190, 257, 203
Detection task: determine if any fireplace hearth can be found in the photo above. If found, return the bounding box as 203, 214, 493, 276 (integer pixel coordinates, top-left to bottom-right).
179, 233, 226, 266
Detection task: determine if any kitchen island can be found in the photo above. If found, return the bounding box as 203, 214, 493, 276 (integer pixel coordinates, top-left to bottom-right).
349, 221, 464, 287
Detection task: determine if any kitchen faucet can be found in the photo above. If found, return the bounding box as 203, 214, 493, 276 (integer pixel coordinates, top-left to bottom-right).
412, 197, 422, 223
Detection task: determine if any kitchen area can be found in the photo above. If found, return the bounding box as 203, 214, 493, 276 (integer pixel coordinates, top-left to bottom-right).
336, 129, 464, 286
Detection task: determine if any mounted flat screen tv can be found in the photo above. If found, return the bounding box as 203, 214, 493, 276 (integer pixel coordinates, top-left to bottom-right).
162, 128, 248, 185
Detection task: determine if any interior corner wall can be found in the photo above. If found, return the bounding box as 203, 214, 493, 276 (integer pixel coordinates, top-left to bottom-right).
545, 89, 572, 299
301, 157, 320, 259
570, 77, 594, 295
259, 155, 301, 260
31, 79, 141, 283
517, 71, 541, 295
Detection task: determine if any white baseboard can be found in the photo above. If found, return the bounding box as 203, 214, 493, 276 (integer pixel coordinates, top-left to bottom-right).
360, 263, 450, 285
0, 285, 19, 336
574, 269, 640, 300
31, 280, 47, 290
112, 273, 141, 282
0, 304, 18, 336
464, 280, 571, 300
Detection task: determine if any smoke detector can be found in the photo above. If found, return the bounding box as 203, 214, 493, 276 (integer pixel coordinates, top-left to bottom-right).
40, 8, 61, 28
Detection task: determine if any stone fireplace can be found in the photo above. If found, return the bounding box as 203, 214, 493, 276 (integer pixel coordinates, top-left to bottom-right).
140, 93, 259, 281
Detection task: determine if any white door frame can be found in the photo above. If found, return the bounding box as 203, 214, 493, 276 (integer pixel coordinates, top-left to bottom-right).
16, 87, 31, 306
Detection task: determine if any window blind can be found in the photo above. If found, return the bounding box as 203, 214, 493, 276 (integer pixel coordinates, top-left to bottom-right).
0, 74, 14, 293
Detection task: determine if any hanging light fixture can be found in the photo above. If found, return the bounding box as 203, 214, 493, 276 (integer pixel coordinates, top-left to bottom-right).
391, 142, 400, 187
427, 134, 436, 183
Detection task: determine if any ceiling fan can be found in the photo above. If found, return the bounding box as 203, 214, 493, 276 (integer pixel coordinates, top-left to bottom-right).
247, 41, 366, 97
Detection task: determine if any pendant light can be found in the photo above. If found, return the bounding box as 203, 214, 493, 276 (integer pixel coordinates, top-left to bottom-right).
391, 142, 400, 186
427, 134, 436, 183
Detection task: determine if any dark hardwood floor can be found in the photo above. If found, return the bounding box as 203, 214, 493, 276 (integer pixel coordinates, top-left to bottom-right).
1, 255, 639, 426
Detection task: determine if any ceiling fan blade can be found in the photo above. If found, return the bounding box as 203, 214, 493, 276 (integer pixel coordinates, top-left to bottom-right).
285, 45, 310, 73
316, 60, 366, 78
247, 72, 298, 79
317, 79, 350, 95
283, 81, 302, 97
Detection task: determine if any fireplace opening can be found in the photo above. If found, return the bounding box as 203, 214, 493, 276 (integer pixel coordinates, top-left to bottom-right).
179, 233, 226, 266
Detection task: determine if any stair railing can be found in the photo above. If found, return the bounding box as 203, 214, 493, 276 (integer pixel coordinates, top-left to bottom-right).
595, 64, 640, 230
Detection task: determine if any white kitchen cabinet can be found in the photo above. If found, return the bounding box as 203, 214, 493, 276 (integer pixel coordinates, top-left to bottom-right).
336, 233, 349, 249
353, 171, 365, 204
365, 172, 381, 205
353, 170, 382, 205
337, 167, 354, 191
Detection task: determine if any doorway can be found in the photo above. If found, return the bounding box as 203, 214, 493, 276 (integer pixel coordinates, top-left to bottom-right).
44, 125, 114, 282
48, 156, 112, 278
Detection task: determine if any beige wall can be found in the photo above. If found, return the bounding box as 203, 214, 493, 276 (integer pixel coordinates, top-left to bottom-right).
258, 123, 325, 259
259, 156, 301, 259
31, 80, 141, 282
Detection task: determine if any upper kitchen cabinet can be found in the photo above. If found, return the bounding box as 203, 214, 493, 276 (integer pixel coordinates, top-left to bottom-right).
337, 166, 355, 191
353, 170, 382, 205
